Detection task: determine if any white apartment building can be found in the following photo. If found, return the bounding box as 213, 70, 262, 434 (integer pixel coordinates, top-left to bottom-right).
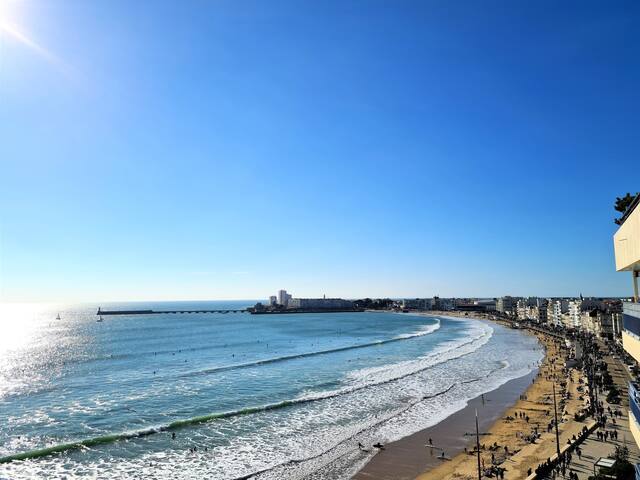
568, 300, 582, 329
548, 299, 569, 326
277, 289, 292, 307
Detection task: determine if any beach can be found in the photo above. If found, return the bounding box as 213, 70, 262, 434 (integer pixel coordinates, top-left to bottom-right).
353, 370, 538, 480
355, 314, 591, 480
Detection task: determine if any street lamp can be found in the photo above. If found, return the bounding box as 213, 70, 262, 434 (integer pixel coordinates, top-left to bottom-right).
552, 382, 561, 458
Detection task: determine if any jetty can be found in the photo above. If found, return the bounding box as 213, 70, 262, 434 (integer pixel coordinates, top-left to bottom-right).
96, 307, 248, 316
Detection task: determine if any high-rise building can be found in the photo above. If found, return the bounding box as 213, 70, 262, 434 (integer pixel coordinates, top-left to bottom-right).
277, 289, 290, 307
496, 296, 516, 315
612, 194, 640, 455
516, 299, 528, 320
548, 299, 569, 326
568, 300, 582, 329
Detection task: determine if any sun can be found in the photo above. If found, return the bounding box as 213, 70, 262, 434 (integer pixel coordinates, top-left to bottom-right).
0, 0, 65, 71
0, 0, 23, 39
0, 0, 19, 26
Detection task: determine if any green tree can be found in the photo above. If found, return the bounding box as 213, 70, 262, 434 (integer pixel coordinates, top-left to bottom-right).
614, 444, 629, 464
615, 193, 638, 225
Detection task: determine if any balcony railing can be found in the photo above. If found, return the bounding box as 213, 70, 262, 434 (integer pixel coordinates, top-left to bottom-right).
624, 306, 640, 338
630, 382, 640, 427
626, 302, 640, 316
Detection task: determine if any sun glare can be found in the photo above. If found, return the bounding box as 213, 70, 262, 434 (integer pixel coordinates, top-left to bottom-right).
0, 0, 66, 71
0, 0, 19, 25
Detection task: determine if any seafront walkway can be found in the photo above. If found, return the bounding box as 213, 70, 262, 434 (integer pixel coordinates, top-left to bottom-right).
556, 344, 640, 479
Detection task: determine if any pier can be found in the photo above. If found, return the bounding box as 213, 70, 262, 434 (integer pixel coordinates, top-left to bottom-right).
97, 308, 248, 316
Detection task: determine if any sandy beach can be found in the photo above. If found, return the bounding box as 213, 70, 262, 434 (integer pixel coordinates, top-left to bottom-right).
355, 314, 591, 480
353, 370, 538, 480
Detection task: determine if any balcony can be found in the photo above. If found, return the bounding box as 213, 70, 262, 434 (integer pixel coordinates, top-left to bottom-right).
625, 307, 640, 339
614, 196, 640, 272
627, 302, 640, 317
630, 382, 640, 427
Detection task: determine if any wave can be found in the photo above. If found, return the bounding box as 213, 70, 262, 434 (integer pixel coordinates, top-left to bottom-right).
178, 320, 441, 379
0, 320, 491, 465
0, 321, 441, 402
237, 359, 513, 480
344, 321, 491, 386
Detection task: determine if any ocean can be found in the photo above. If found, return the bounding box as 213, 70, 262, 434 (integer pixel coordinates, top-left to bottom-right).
0, 302, 543, 479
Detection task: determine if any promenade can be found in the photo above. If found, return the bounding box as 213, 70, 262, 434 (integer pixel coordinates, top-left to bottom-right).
409, 314, 640, 479
548, 340, 640, 479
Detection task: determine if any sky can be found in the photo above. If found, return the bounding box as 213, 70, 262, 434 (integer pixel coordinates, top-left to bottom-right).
0, 0, 638, 303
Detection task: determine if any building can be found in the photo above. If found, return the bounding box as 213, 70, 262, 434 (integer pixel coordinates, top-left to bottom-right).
548, 299, 569, 327
268, 296, 277, 306
568, 300, 582, 329
536, 303, 548, 323
401, 298, 433, 310
516, 299, 529, 320
277, 289, 292, 307
496, 296, 516, 315
440, 298, 455, 311
526, 297, 540, 307
612, 194, 640, 454
580, 308, 615, 338
287, 297, 354, 309
475, 299, 496, 311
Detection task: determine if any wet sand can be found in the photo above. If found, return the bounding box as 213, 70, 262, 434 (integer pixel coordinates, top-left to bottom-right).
353, 370, 538, 480
415, 332, 588, 480
353, 323, 589, 480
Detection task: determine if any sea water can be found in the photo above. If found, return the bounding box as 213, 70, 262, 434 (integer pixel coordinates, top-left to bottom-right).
0, 302, 543, 479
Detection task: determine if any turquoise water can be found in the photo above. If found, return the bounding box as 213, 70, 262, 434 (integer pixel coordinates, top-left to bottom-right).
0, 302, 543, 479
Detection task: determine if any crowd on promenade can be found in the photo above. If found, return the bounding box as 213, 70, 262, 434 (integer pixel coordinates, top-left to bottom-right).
457, 314, 634, 479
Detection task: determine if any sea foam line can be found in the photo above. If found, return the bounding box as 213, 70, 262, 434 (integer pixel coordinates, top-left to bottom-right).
239, 360, 512, 480
179, 320, 441, 379
0, 321, 441, 402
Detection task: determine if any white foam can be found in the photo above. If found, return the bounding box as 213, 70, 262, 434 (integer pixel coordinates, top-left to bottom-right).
394, 319, 441, 339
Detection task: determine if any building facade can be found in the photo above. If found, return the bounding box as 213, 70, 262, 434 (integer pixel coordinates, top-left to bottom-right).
277, 289, 292, 307
613, 195, 640, 455
547, 299, 569, 326
496, 296, 516, 316
401, 298, 433, 310
287, 298, 354, 309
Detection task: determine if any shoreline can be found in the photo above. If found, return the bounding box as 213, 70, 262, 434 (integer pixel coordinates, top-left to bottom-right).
353, 313, 578, 480
353, 369, 539, 480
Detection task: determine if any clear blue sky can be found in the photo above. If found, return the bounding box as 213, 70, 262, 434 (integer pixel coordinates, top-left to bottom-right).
0, 0, 638, 302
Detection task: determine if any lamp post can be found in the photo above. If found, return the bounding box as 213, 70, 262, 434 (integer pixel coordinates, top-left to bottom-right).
475, 409, 482, 480
552, 382, 561, 458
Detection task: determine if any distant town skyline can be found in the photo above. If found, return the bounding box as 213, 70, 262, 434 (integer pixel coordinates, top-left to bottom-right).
1, 1, 639, 303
